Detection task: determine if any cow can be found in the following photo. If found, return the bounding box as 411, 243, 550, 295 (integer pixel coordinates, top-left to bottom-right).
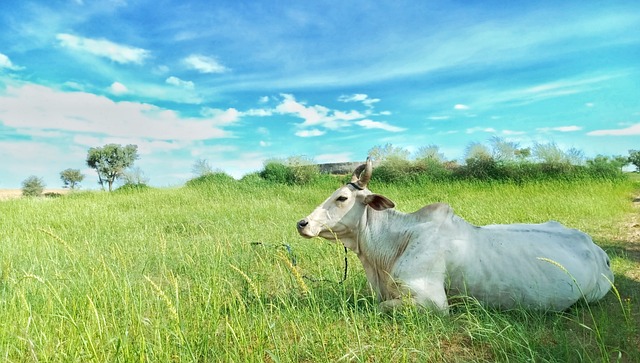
296, 158, 614, 315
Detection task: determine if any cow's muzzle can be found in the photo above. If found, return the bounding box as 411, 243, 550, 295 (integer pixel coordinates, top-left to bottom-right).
297, 219, 314, 237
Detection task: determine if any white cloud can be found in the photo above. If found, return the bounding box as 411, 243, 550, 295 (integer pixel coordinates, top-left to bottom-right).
338, 93, 380, 107
243, 108, 273, 117
165, 76, 195, 89
587, 123, 640, 136
295, 129, 325, 137
355, 119, 405, 132
109, 81, 128, 94
73, 135, 183, 155
184, 54, 228, 73
0, 53, 24, 71
339, 94, 368, 102
454, 104, 469, 110
275, 93, 365, 132
428, 115, 450, 120
200, 107, 240, 125
56, 33, 149, 64
466, 127, 496, 134
259, 96, 270, 103
0, 83, 235, 141
537, 125, 583, 133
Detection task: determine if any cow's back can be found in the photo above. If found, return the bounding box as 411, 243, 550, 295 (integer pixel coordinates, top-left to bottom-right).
438, 218, 613, 311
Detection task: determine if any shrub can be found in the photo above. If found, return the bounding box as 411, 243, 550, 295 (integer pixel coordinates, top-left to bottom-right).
21, 176, 45, 197
260, 161, 293, 184
185, 172, 236, 188
585, 155, 626, 180
115, 183, 152, 193
259, 157, 320, 185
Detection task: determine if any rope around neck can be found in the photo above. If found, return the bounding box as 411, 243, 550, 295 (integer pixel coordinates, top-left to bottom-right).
250, 242, 348, 284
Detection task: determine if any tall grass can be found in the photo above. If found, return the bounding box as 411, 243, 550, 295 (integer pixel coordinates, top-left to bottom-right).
0, 178, 638, 362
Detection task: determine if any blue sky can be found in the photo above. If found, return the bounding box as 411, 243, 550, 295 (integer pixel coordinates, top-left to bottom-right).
1, 0, 639, 189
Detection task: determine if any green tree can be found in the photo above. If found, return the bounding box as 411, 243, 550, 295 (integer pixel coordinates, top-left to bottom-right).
60, 168, 84, 190
86, 144, 139, 191
629, 150, 640, 172
22, 175, 45, 197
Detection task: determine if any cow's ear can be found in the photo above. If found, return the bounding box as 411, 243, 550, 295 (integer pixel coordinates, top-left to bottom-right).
364, 194, 395, 211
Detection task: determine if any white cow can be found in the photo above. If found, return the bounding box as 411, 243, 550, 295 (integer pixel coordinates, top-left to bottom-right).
297, 159, 614, 314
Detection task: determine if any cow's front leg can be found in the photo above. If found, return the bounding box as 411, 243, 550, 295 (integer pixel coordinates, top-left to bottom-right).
379, 291, 449, 315
380, 278, 449, 315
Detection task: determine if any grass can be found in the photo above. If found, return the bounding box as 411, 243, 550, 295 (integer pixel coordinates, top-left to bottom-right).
0, 178, 638, 362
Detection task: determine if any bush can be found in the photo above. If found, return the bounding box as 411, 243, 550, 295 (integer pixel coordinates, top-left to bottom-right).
586, 155, 626, 180
185, 172, 236, 188
259, 157, 320, 185
21, 176, 45, 197
115, 183, 152, 193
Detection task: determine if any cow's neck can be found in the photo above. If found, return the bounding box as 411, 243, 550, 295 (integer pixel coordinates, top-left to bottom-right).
342, 207, 412, 301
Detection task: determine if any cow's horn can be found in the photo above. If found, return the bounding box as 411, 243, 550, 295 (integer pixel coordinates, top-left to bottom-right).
351, 158, 372, 188
359, 157, 373, 187
350, 164, 366, 184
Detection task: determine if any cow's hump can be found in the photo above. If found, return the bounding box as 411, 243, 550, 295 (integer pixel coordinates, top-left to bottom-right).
412, 202, 453, 222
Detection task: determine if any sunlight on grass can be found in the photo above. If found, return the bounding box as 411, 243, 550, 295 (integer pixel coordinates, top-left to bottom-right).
0, 178, 638, 361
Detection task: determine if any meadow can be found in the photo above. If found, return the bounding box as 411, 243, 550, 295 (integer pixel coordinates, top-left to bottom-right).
0, 177, 638, 362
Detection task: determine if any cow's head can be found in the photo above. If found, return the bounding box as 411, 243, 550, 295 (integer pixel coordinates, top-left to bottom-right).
297, 158, 395, 240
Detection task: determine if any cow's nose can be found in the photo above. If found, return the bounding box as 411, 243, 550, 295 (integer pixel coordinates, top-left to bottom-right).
297, 219, 309, 229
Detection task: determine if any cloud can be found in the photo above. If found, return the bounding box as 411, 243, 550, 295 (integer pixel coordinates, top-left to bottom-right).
338, 93, 380, 107
587, 123, 640, 136
537, 125, 583, 133
56, 33, 149, 64
109, 81, 128, 94
466, 127, 496, 134
295, 129, 325, 137
200, 107, 240, 125
0, 83, 235, 142
184, 54, 228, 73
165, 76, 195, 89
454, 104, 470, 110
0, 53, 24, 71
355, 119, 405, 132
428, 115, 450, 120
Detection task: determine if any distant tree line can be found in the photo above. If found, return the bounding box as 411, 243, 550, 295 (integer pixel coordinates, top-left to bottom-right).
367, 140, 635, 184
17, 140, 640, 197
187, 140, 638, 187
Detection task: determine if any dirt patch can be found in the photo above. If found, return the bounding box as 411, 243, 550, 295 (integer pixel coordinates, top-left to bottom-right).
0, 189, 69, 200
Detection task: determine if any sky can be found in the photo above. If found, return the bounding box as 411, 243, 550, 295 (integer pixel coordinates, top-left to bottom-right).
1, 0, 639, 189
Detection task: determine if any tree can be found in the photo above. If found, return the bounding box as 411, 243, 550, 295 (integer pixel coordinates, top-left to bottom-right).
464, 142, 492, 162
629, 150, 640, 172
192, 158, 213, 176
490, 137, 519, 162
86, 144, 139, 191
60, 168, 84, 190
414, 145, 445, 163
368, 143, 410, 162
22, 176, 45, 197
121, 166, 149, 186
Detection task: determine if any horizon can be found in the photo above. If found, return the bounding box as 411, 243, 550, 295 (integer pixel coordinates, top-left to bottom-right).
1, 1, 639, 189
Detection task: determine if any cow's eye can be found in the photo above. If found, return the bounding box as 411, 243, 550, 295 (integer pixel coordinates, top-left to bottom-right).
336, 196, 348, 202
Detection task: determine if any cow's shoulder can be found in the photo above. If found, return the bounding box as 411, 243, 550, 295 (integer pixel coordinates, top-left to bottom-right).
411, 202, 454, 222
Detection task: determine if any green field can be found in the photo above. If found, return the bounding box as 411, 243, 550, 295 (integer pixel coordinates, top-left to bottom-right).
1, 178, 638, 362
